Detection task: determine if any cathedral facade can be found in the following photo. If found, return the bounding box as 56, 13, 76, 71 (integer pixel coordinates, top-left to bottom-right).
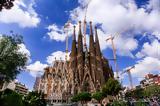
34, 21, 114, 102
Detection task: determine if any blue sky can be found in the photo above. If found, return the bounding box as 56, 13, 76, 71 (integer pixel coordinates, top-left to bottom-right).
0, 0, 160, 90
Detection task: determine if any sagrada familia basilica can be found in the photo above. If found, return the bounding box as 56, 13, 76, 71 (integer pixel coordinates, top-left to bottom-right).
34, 21, 114, 102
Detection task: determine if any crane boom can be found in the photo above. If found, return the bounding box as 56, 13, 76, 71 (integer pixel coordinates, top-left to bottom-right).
121, 66, 135, 89
106, 35, 119, 79
128, 71, 133, 89
111, 36, 118, 78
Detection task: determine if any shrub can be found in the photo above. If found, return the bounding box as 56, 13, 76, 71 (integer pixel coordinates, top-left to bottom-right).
111, 100, 127, 106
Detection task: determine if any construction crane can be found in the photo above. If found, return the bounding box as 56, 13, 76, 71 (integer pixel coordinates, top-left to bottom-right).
82, 0, 92, 48
106, 34, 119, 79
121, 66, 135, 89
63, 0, 92, 60
64, 21, 71, 61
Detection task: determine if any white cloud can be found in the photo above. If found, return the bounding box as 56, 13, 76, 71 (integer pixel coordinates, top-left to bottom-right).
89, 29, 138, 57
46, 19, 88, 42
18, 44, 31, 57
130, 57, 160, 78
147, 0, 160, 11
47, 22, 76, 42
152, 31, 160, 40
18, 43, 31, 63
122, 56, 160, 87
0, 0, 40, 27
46, 51, 69, 64
69, 0, 160, 57
136, 39, 160, 59
47, 24, 67, 42
27, 61, 48, 77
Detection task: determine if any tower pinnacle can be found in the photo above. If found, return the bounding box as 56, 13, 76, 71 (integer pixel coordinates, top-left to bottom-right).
73, 25, 76, 40
83, 20, 87, 48
89, 21, 93, 35
95, 26, 105, 85
77, 21, 84, 85
89, 21, 96, 83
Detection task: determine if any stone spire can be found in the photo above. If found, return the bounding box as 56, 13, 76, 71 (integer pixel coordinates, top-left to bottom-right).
70, 26, 79, 94
70, 26, 77, 65
89, 21, 96, 83
71, 25, 77, 56
83, 20, 87, 48
81, 21, 95, 92
77, 21, 83, 54
95, 26, 105, 85
77, 21, 84, 85
95, 26, 101, 58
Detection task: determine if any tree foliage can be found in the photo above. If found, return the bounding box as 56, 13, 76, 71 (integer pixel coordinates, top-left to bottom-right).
23, 91, 46, 106
0, 35, 28, 82
71, 94, 79, 102
79, 92, 91, 102
111, 100, 128, 106
71, 92, 91, 104
0, 0, 15, 11
0, 89, 23, 106
143, 84, 160, 98
134, 100, 147, 106
0, 89, 46, 106
102, 78, 121, 96
126, 88, 144, 99
92, 91, 104, 103
125, 85, 160, 99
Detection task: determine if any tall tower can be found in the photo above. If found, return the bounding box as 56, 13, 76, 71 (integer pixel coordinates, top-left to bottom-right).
69, 26, 79, 94
77, 21, 84, 86
89, 22, 96, 83
95, 27, 105, 85
81, 21, 95, 92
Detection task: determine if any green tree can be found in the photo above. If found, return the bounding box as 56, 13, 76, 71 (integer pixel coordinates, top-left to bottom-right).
71, 93, 81, 102
102, 78, 121, 97
125, 85, 160, 100
125, 91, 132, 99
23, 91, 46, 106
111, 100, 128, 106
80, 92, 91, 106
132, 88, 144, 99
125, 88, 144, 100
0, 89, 23, 106
71, 92, 91, 106
143, 84, 160, 98
0, 0, 15, 11
92, 91, 104, 103
0, 35, 28, 83
134, 100, 147, 106
79, 92, 91, 104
